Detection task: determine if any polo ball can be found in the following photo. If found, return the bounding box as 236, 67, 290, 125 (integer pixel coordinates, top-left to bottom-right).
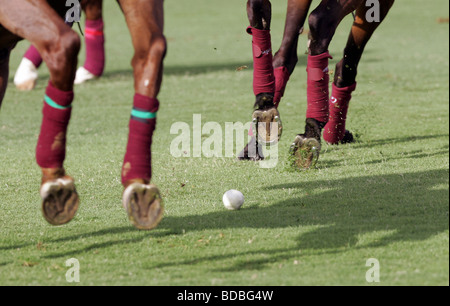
223, 190, 244, 210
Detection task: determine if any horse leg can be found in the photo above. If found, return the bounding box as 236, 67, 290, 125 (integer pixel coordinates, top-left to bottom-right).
0, 48, 10, 105
14, 45, 41, 91
0, 0, 81, 225
14, 0, 86, 91
239, 0, 279, 161
273, 0, 313, 105
119, 0, 165, 230
306, 0, 363, 127
75, 0, 105, 84
323, 0, 395, 144
290, 0, 362, 169
247, 0, 274, 105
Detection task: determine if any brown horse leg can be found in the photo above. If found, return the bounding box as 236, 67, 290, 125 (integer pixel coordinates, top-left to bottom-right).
119, 0, 165, 230
274, 0, 312, 72
78, 0, 105, 80
82, 0, 103, 20
0, 48, 10, 105
324, 0, 395, 144
1, 1, 79, 91
303, 0, 363, 136
239, 0, 279, 161
334, 0, 395, 88
247, 0, 272, 30
273, 0, 313, 105
290, 0, 363, 169
0, 0, 81, 225
247, 0, 274, 108
308, 0, 363, 56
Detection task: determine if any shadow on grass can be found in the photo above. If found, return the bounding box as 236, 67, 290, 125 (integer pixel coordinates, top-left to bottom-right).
97, 62, 256, 80
362, 149, 449, 165
266, 171, 448, 251
40, 228, 177, 260
350, 134, 449, 150
149, 168, 449, 271
100, 52, 380, 79
315, 133, 449, 169
318, 147, 449, 169
7, 61, 261, 86
8, 169, 447, 270
98, 58, 308, 80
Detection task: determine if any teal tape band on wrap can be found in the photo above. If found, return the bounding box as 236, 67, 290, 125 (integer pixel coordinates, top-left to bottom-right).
44, 95, 72, 110
131, 108, 157, 119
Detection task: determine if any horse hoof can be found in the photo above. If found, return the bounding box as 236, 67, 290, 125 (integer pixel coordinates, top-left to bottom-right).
40, 177, 79, 226
74, 67, 98, 85
237, 137, 265, 161
123, 183, 164, 231
290, 135, 321, 169
341, 130, 355, 144
252, 107, 283, 146
15, 79, 37, 91
14, 58, 38, 91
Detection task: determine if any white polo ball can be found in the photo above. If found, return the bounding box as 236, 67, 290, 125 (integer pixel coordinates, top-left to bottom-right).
223, 190, 244, 210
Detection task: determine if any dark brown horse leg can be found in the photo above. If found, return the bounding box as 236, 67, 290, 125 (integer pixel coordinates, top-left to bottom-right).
0, 1, 80, 91
0, 48, 10, 106
291, 0, 363, 169
323, 0, 395, 144
119, 0, 165, 230
81, 0, 103, 20
334, 0, 395, 88
308, 0, 363, 56
247, 0, 272, 30
239, 0, 278, 161
274, 0, 313, 72
0, 0, 81, 225
273, 0, 313, 105
304, 0, 363, 133
246, 0, 273, 108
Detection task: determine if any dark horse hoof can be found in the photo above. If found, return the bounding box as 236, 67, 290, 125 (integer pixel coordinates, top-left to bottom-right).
340, 130, 355, 144
237, 136, 265, 161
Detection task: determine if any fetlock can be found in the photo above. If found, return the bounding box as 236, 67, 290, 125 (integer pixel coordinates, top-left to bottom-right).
340, 130, 354, 144
123, 178, 150, 190
303, 118, 326, 142
254, 93, 275, 111
41, 168, 66, 185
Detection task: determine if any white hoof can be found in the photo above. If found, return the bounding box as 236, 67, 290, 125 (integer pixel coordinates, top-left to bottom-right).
14, 58, 38, 91
74, 67, 98, 85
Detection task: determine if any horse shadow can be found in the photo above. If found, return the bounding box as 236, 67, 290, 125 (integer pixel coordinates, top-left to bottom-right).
39, 168, 447, 268
268, 170, 448, 250
100, 59, 305, 80
350, 134, 449, 150
149, 168, 449, 271
161, 168, 448, 244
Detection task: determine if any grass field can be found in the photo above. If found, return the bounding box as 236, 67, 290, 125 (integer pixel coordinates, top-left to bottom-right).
0, 0, 448, 286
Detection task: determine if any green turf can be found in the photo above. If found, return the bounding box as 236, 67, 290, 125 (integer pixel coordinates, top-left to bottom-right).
0, 0, 448, 286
